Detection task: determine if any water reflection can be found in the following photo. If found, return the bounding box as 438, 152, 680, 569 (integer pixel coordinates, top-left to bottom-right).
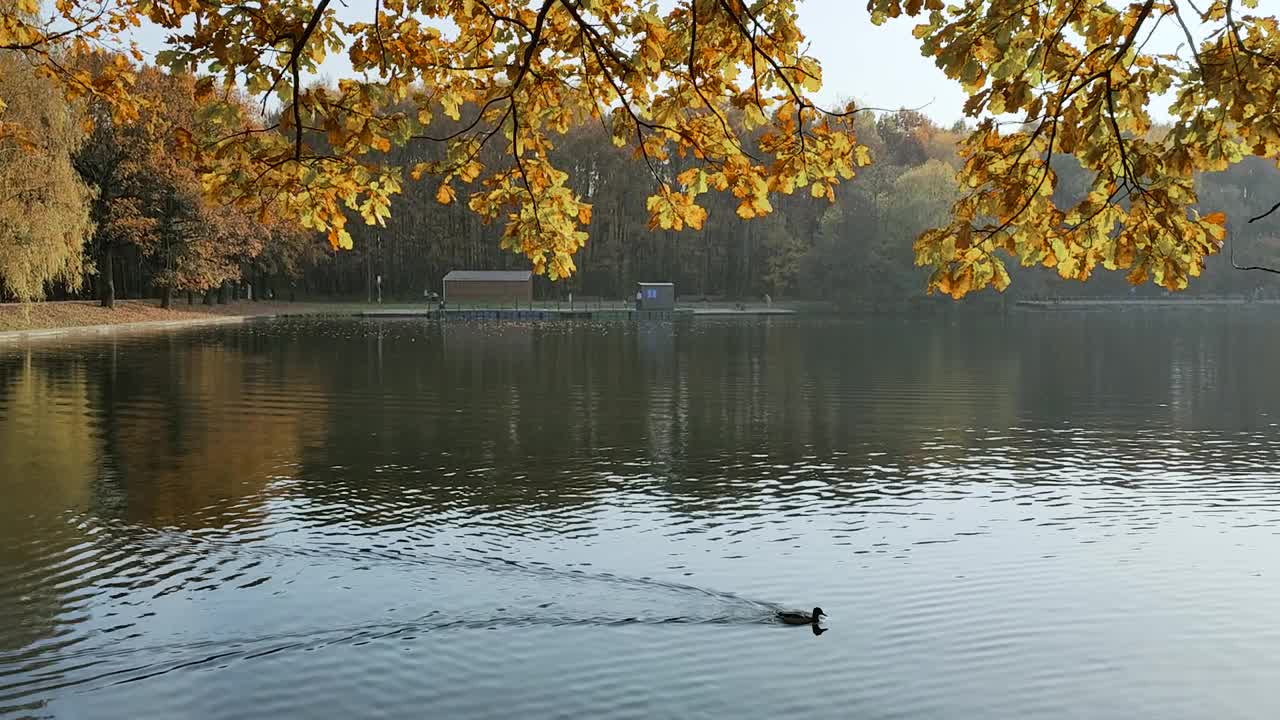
0, 334, 330, 716
0, 351, 99, 663
2, 312, 1280, 719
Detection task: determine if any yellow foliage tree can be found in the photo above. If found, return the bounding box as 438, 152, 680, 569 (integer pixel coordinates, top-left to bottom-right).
0, 54, 93, 303
869, 0, 1275, 297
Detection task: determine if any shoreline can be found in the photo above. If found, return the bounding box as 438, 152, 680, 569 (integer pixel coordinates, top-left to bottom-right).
0, 299, 803, 343
0, 314, 254, 343
0, 300, 379, 343
6, 295, 1272, 342
1014, 298, 1280, 309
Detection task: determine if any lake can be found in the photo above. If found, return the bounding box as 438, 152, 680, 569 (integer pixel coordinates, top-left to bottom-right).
3, 311, 1280, 719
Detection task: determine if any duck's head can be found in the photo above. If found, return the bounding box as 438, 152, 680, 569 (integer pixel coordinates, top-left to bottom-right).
811, 607, 825, 622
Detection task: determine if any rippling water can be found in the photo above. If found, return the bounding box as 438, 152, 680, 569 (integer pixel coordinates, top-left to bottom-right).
4, 312, 1280, 719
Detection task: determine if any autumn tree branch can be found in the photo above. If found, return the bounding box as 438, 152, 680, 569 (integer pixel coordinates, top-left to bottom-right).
274, 0, 331, 160
1170, 0, 1207, 77
374, 0, 388, 73
0, 0, 110, 51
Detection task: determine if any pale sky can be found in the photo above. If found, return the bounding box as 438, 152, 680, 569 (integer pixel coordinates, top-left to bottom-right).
797, 0, 969, 123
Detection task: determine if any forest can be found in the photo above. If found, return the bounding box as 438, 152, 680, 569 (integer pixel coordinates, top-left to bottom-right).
4, 57, 1280, 309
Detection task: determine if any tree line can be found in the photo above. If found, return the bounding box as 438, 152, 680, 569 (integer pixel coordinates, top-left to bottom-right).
4, 57, 1280, 308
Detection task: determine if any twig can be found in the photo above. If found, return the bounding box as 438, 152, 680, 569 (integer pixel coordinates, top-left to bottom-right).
1248, 199, 1280, 224
374, 0, 388, 73
1230, 233, 1280, 274
1170, 0, 1207, 76
1104, 74, 1135, 188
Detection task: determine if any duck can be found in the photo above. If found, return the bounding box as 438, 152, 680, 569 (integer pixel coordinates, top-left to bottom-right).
776, 607, 825, 625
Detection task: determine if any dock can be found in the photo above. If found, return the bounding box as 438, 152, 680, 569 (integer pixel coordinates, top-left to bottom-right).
360, 307, 796, 321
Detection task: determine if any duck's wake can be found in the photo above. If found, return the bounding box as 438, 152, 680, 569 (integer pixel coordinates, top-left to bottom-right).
1, 516, 790, 705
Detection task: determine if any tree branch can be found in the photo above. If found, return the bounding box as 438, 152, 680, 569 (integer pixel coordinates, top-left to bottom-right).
1170, 0, 1207, 76
374, 0, 388, 73
1231, 234, 1280, 274
1104, 74, 1137, 189
0, 3, 109, 51
1226, 0, 1280, 68
1248, 198, 1280, 223
277, 0, 331, 160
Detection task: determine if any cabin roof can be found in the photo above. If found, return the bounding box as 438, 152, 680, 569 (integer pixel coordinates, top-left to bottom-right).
443, 270, 533, 282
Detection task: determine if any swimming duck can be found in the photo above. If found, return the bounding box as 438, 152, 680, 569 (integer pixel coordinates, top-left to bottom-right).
776, 607, 825, 625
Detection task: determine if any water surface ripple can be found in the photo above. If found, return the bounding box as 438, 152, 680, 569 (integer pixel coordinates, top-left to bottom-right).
3, 313, 1280, 719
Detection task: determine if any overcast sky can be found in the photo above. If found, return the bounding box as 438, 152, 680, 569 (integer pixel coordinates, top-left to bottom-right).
797, 0, 969, 123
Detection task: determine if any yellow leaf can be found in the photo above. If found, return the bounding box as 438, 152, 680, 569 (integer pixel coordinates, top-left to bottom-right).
950, 266, 973, 299
441, 92, 461, 121
692, 209, 708, 229
992, 260, 1011, 292
436, 183, 456, 204
328, 228, 354, 250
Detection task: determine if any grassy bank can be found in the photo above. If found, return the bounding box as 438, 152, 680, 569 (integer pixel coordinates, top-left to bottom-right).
0, 299, 414, 333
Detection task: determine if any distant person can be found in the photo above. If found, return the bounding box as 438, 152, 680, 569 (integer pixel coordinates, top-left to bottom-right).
635, 289, 642, 310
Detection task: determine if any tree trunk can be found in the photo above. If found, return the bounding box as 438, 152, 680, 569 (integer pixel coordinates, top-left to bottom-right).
161, 286, 172, 309
118, 249, 128, 300
187, 291, 194, 305
204, 289, 215, 305
218, 281, 229, 304
100, 242, 116, 308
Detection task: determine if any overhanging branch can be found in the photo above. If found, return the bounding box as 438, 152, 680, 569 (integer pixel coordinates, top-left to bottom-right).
1230, 233, 1280, 275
